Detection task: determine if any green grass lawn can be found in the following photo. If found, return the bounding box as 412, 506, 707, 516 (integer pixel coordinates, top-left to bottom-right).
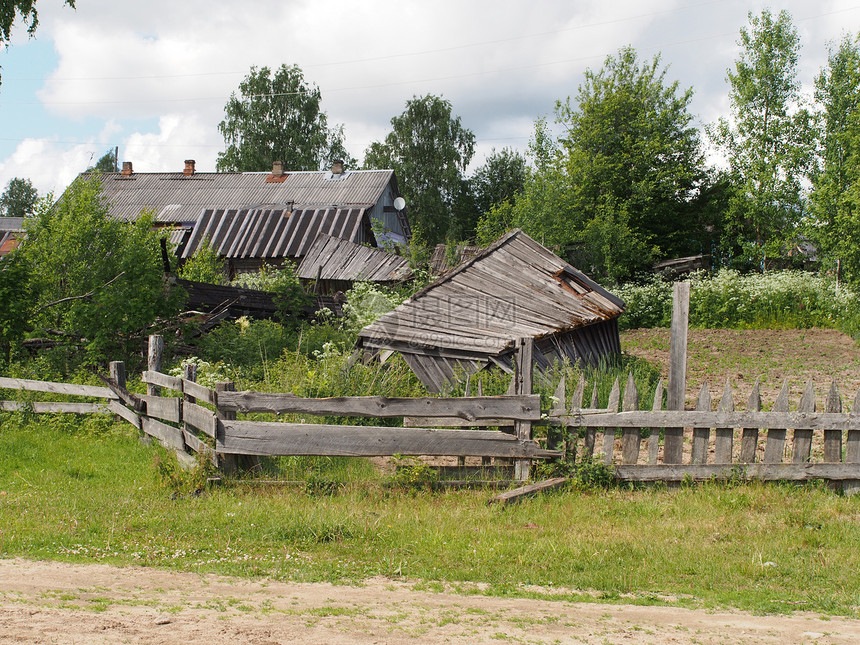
2, 412, 860, 617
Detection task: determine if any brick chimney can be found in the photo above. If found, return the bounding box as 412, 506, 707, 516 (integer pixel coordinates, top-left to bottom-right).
121, 161, 133, 177
331, 159, 344, 175
183, 159, 196, 176
266, 160, 289, 183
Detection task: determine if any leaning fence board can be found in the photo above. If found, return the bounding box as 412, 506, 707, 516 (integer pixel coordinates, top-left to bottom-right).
141, 416, 185, 451
614, 463, 860, 482
217, 391, 541, 421
183, 401, 218, 438
487, 477, 569, 505
0, 377, 117, 400
139, 395, 181, 423
218, 421, 561, 458
0, 401, 110, 414
108, 400, 141, 430
764, 382, 789, 464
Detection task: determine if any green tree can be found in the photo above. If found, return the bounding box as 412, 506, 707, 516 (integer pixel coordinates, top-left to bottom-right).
19, 175, 184, 367
478, 47, 706, 282
216, 64, 354, 172
0, 1, 75, 87
89, 148, 118, 173
0, 177, 38, 217
708, 9, 814, 268
470, 147, 528, 221
0, 251, 35, 363
809, 33, 860, 283
364, 94, 476, 245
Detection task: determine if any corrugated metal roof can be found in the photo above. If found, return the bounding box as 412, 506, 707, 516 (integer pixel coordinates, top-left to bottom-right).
297, 233, 412, 282
87, 169, 395, 223
0, 217, 24, 232
358, 229, 625, 357
180, 206, 372, 261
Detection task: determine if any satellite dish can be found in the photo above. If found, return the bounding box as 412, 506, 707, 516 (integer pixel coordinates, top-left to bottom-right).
393, 196, 406, 211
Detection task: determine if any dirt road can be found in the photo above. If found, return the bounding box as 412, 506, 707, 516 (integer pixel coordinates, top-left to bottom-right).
1, 559, 858, 644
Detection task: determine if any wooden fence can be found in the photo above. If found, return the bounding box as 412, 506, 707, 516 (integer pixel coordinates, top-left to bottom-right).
545, 373, 860, 493
3, 316, 860, 493
0, 334, 556, 476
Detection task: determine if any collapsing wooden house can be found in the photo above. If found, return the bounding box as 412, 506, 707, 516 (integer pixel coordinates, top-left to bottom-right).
356, 229, 626, 392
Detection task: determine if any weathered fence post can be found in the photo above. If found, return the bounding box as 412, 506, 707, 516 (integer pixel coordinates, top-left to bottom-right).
514, 337, 533, 481
215, 381, 237, 474
147, 335, 164, 397
664, 281, 689, 464
109, 360, 126, 391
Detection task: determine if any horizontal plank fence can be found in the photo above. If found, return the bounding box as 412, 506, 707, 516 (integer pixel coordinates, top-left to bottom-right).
546, 372, 860, 494
4, 326, 860, 494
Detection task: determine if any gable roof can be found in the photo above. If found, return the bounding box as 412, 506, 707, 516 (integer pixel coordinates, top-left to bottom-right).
358, 229, 625, 357
87, 168, 396, 223
297, 233, 411, 283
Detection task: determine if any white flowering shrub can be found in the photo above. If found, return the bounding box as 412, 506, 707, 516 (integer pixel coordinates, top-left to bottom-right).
616, 269, 860, 334
341, 282, 404, 334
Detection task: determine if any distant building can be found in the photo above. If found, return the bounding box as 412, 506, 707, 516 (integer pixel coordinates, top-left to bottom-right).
74, 159, 410, 276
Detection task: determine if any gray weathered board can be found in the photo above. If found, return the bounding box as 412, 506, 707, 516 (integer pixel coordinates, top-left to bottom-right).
0, 401, 110, 414
217, 391, 541, 421
614, 463, 860, 482
218, 421, 561, 459
0, 376, 117, 399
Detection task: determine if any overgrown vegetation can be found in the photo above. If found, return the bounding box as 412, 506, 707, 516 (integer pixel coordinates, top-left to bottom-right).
614, 269, 860, 335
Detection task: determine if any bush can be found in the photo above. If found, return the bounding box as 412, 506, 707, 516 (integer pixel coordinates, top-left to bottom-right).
230, 262, 311, 328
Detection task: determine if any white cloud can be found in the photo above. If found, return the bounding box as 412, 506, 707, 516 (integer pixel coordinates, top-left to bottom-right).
1, 0, 858, 192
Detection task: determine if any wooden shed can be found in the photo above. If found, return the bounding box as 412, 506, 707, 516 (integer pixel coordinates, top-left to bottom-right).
356, 229, 625, 392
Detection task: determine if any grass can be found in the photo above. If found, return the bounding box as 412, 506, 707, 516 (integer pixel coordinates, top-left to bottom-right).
2, 412, 860, 617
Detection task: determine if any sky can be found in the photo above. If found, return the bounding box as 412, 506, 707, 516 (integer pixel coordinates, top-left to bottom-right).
0, 0, 858, 198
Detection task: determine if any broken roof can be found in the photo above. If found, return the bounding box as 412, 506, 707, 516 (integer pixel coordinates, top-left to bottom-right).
357, 229, 625, 359
297, 233, 411, 283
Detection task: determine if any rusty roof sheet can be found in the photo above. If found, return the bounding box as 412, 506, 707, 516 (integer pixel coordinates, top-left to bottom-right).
180, 206, 372, 261
358, 229, 625, 356
86, 169, 395, 223
297, 233, 411, 282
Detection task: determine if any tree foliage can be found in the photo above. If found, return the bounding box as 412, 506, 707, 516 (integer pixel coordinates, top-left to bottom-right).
0, 176, 38, 217
709, 10, 814, 268
18, 175, 184, 367
0, 0, 75, 87
478, 47, 707, 283
364, 94, 476, 245
470, 147, 528, 221
809, 33, 860, 284
217, 64, 354, 172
